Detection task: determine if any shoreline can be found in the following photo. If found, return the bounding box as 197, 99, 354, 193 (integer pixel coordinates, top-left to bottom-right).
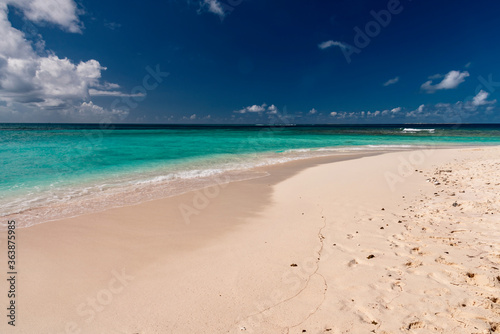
0, 146, 398, 229
0, 143, 484, 230
1, 146, 499, 333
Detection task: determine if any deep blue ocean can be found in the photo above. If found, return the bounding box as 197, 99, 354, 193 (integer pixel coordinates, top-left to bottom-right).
2, 123, 500, 227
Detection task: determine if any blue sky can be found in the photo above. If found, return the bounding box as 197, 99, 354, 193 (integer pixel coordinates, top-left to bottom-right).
1, 0, 500, 124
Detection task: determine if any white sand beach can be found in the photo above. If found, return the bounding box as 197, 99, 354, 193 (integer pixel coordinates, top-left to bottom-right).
1, 147, 499, 333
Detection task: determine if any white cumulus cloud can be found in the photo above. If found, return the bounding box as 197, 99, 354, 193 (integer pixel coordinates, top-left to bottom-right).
233, 103, 281, 116
0, 0, 129, 122
472, 90, 496, 106
267, 104, 278, 114
88, 89, 145, 98
405, 90, 496, 121
421, 70, 470, 93
234, 103, 267, 114
383, 76, 399, 87
5, 0, 82, 33
199, 0, 226, 18
318, 40, 348, 50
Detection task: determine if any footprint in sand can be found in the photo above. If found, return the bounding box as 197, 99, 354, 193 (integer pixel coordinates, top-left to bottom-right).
435, 256, 462, 268
347, 259, 358, 267
403, 320, 425, 331
410, 247, 424, 256
391, 280, 405, 292
385, 267, 404, 277
465, 272, 496, 290
404, 260, 423, 268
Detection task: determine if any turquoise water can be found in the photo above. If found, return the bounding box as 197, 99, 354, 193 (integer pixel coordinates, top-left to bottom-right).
1, 123, 500, 226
